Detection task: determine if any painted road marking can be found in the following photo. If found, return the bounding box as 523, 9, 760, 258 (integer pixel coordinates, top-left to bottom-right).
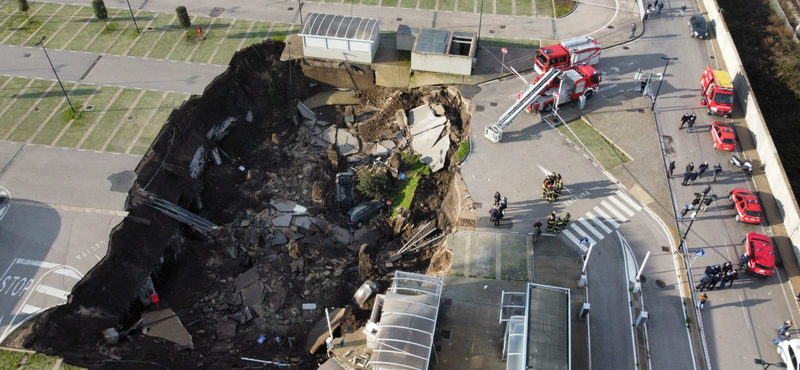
561, 229, 588, 253
585, 212, 612, 233
602, 200, 628, 222
578, 218, 605, 240
609, 195, 635, 217
569, 224, 598, 245
615, 190, 643, 211
35, 285, 70, 299
16, 259, 59, 269
52, 268, 81, 280
19, 304, 41, 315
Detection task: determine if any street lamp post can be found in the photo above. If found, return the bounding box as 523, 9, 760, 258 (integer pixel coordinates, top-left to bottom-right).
679, 211, 698, 252
36, 36, 75, 113
476, 0, 484, 50
125, 0, 140, 34
651, 56, 678, 111
754, 359, 788, 369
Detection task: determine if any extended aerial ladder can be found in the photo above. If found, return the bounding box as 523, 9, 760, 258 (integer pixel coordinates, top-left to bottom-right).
484, 68, 561, 143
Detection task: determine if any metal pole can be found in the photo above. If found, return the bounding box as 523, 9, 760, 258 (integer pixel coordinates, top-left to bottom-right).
125, 0, 140, 34
37, 36, 75, 113
651, 57, 677, 111
299, 0, 304, 27
634, 251, 651, 282
581, 243, 595, 274
477, 0, 484, 50
680, 211, 698, 247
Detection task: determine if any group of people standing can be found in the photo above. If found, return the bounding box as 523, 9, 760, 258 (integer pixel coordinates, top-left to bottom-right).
542, 174, 564, 203
489, 192, 509, 226
679, 113, 698, 131
545, 211, 571, 234
695, 262, 740, 294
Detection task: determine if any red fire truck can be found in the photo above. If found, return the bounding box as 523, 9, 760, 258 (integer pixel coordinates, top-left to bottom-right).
523, 65, 602, 112
534, 37, 601, 74
700, 65, 734, 117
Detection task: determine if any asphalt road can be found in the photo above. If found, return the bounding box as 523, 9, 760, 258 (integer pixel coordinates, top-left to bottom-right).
0, 44, 226, 94
460, 71, 674, 368
627, 5, 798, 369
0, 142, 140, 343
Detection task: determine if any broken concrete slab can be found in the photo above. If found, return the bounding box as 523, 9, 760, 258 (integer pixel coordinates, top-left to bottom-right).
297, 101, 316, 122
294, 216, 329, 233
321, 126, 337, 144
302, 119, 316, 129
142, 308, 194, 349
395, 109, 408, 131
316, 120, 333, 127
305, 307, 346, 354
302, 303, 317, 310
272, 214, 293, 228
331, 226, 353, 245
420, 134, 450, 173
410, 125, 444, 155
381, 140, 396, 151
234, 266, 260, 290
302, 91, 363, 110
368, 142, 390, 156
242, 282, 263, 309
336, 129, 360, 156
311, 136, 328, 148
431, 103, 445, 116
408, 105, 434, 126
409, 115, 447, 137
272, 230, 288, 246
270, 199, 308, 214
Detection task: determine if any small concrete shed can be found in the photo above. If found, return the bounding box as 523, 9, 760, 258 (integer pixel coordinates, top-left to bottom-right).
410, 28, 476, 76
299, 13, 381, 64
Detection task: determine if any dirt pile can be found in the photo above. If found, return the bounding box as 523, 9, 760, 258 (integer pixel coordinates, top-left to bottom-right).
6, 41, 473, 369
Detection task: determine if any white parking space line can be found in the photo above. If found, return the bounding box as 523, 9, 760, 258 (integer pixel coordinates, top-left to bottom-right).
578, 218, 606, 240
19, 304, 41, 314
585, 212, 613, 233
594, 206, 620, 227
35, 285, 70, 299
561, 229, 588, 253
15, 259, 59, 269
602, 200, 629, 222
615, 190, 643, 211
609, 196, 635, 217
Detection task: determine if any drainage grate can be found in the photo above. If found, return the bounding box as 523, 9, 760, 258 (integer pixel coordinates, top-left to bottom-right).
443, 298, 452, 306
655, 280, 666, 288
396, 17, 402, 21
607, 25, 615, 29
638, 109, 645, 113
475, 105, 485, 112
288, 7, 294, 10
34, 107, 40, 112
490, 102, 497, 107
489, 30, 495, 34
499, 25, 506, 29
127, 116, 136, 121
473, 202, 482, 209
623, 46, 630, 50
23, 53, 31, 58
146, 26, 154, 31
441, 329, 451, 340
84, 105, 95, 111
661, 246, 670, 252
209, 7, 224, 17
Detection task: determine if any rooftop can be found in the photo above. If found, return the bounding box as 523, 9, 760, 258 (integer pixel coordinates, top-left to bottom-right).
300, 13, 380, 41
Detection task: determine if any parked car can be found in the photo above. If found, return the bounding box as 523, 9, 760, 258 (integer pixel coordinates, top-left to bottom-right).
689, 15, 709, 39
336, 172, 355, 209
711, 121, 736, 151
744, 232, 775, 277
777, 339, 800, 370
346, 200, 387, 228
729, 188, 762, 224
0, 186, 10, 222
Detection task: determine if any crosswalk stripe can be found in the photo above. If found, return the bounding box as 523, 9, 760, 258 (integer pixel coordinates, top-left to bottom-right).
609, 196, 635, 217
568, 224, 597, 245
593, 207, 620, 228
561, 229, 588, 253
16, 259, 59, 269
35, 285, 70, 299
19, 304, 41, 314
585, 212, 612, 233
52, 268, 82, 280
615, 191, 643, 211
578, 218, 605, 240
602, 200, 629, 222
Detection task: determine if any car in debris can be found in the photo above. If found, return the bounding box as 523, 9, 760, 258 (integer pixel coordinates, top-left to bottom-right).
689, 15, 709, 39
346, 200, 387, 228
729, 188, 762, 224
711, 121, 736, 151
743, 232, 775, 277
777, 339, 800, 370
336, 172, 355, 209
352, 280, 381, 308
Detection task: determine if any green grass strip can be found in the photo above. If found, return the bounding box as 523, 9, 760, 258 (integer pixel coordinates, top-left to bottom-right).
479, 37, 539, 49
381, 0, 400, 7
516, 0, 533, 15
105, 90, 162, 153
438, 0, 456, 11
189, 18, 232, 63
557, 118, 631, 170
241, 21, 272, 49
535, 0, 554, 17
400, 0, 418, 8
148, 17, 184, 59
45, 6, 94, 50
0, 79, 51, 138
127, 12, 171, 57
268, 23, 297, 42
496, 0, 514, 15
0, 350, 26, 370
554, 0, 575, 17
3, 3, 51, 46
131, 92, 186, 155
56, 86, 120, 148
419, 0, 437, 9
363, 0, 381, 5
22, 353, 57, 370
458, 0, 475, 13
80, 89, 142, 150
86, 9, 128, 53
8, 82, 76, 143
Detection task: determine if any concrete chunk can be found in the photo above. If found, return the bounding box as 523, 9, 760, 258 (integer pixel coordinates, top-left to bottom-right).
336, 130, 360, 156
294, 216, 329, 232
142, 308, 194, 349
297, 101, 316, 122
410, 126, 444, 155
321, 126, 337, 144
272, 231, 288, 246
270, 199, 308, 214
420, 134, 450, 173
234, 267, 260, 290
331, 226, 353, 245
272, 214, 293, 228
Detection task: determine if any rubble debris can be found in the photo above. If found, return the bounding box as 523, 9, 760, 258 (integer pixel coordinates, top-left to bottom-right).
141, 308, 194, 349
272, 214, 293, 227
102, 328, 120, 345
270, 199, 308, 214
305, 307, 346, 354
297, 101, 316, 122
302, 303, 318, 310
352, 280, 380, 308
234, 267, 260, 290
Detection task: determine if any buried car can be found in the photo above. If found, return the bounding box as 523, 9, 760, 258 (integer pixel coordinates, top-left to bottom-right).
346, 200, 387, 228
729, 188, 762, 224
336, 172, 355, 209
744, 232, 775, 277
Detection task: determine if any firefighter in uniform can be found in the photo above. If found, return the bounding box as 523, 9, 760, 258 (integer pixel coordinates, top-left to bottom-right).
546, 213, 556, 232
563, 213, 571, 228
554, 217, 565, 234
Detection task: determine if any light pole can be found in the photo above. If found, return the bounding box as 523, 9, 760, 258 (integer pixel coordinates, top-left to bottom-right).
299, 0, 304, 27
36, 36, 75, 113
679, 211, 698, 251
651, 56, 678, 111
476, 0, 484, 50
754, 359, 787, 369
125, 0, 140, 34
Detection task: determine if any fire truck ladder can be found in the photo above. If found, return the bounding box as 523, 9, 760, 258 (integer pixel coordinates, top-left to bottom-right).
484, 68, 561, 143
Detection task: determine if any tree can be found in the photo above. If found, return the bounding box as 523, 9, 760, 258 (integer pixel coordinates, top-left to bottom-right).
175, 6, 191, 38
356, 172, 390, 199
92, 0, 109, 31
17, 0, 30, 22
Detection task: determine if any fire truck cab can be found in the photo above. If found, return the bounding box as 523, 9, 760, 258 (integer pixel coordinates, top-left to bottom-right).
525, 65, 601, 112
700, 65, 734, 117
534, 37, 601, 74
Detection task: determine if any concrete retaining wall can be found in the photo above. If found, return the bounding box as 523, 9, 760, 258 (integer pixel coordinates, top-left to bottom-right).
701, 0, 800, 264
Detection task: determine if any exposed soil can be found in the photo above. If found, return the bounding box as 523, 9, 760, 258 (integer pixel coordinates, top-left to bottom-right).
5, 41, 472, 369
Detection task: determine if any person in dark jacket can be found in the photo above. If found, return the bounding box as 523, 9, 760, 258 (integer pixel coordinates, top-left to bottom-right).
680, 113, 690, 129
682, 171, 692, 186
713, 163, 723, 182
669, 161, 676, 178
689, 170, 699, 185
489, 207, 498, 225
698, 162, 709, 178
707, 274, 721, 290
494, 192, 501, 206
691, 195, 702, 210
701, 196, 713, 211
738, 253, 749, 271
686, 162, 695, 172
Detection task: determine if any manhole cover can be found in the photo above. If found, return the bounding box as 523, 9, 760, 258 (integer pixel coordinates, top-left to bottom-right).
127, 116, 136, 121
661, 246, 670, 252
638, 109, 645, 113
489, 29, 495, 34
441, 329, 451, 340
23, 53, 31, 58
655, 280, 666, 288
209, 7, 224, 17
710, 56, 715, 59
146, 26, 154, 31
490, 102, 497, 107
475, 105, 485, 112
443, 298, 452, 306
499, 25, 506, 29
663, 135, 675, 156
607, 25, 615, 29
84, 105, 94, 111
639, 275, 647, 283
288, 7, 294, 10
34, 107, 40, 112
473, 202, 482, 208
396, 17, 402, 21
623, 46, 630, 50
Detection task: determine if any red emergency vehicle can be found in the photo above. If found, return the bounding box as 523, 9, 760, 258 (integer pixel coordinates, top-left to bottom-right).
700, 65, 734, 117
523, 65, 601, 112
534, 37, 601, 74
